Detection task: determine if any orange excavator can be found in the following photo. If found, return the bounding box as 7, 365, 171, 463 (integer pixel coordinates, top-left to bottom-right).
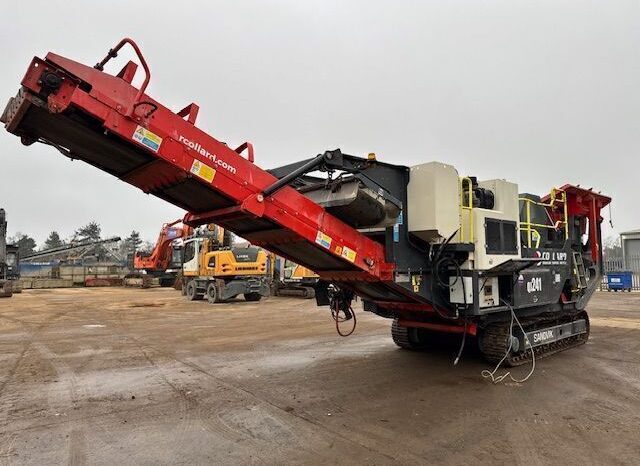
127, 219, 192, 287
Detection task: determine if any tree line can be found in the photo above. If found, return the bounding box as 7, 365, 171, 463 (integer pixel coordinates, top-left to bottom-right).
9, 221, 149, 258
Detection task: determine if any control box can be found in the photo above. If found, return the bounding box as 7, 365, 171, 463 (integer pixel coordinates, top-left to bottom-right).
449, 276, 499, 308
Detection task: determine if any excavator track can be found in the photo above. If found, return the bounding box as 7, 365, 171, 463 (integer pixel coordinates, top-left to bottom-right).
391, 318, 415, 349
276, 286, 316, 299
479, 311, 590, 367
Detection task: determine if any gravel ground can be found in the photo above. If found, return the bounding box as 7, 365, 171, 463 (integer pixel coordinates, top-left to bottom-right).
0, 287, 638, 465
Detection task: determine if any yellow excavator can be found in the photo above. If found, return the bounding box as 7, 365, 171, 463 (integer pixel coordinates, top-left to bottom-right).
274, 258, 319, 299
181, 225, 271, 303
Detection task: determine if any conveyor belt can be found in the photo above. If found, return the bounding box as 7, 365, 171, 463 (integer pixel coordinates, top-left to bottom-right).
2, 39, 421, 304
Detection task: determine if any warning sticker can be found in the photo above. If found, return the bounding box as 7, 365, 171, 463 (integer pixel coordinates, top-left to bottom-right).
132, 125, 162, 152
340, 246, 357, 263
315, 231, 332, 249
190, 159, 216, 183
411, 275, 422, 293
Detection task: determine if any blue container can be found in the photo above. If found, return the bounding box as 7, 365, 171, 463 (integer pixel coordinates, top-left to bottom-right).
607, 271, 633, 292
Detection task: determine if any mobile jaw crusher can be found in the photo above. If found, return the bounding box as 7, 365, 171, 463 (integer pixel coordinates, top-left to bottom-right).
1, 38, 610, 365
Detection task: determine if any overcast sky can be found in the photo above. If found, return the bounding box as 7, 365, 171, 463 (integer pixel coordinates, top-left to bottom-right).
1, 1, 637, 244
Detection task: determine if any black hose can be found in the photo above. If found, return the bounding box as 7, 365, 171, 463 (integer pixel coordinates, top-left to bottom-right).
332, 303, 357, 337
429, 229, 461, 320
428, 228, 471, 364
453, 317, 468, 366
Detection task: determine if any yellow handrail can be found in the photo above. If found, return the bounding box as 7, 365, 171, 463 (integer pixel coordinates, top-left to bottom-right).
519, 188, 568, 248
530, 229, 541, 249
459, 177, 474, 243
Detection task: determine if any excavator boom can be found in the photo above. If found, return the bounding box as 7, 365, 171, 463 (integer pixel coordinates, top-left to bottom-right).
134, 219, 191, 271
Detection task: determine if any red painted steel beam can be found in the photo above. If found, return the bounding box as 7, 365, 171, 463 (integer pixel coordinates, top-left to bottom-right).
5, 39, 395, 283
397, 319, 477, 336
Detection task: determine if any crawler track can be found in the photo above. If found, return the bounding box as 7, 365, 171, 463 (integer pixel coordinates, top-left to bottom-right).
391, 318, 413, 349
479, 311, 590, 366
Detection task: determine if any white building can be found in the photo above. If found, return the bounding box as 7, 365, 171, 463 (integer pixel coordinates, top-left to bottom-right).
620, 229, 640, 270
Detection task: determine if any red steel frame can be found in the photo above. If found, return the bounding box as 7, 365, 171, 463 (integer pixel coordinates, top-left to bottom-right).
542, 184, 611, 266
10, 38, 395, 284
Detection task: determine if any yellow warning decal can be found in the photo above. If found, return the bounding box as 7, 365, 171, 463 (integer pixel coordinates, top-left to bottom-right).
315, 231, 332, 249
411, 275, 422, 293
190, 159, 216, 183
340, 245, 357, 263
132, 125, 162, 152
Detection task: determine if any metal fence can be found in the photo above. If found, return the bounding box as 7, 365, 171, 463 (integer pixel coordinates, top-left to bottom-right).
601, 254, 640, 290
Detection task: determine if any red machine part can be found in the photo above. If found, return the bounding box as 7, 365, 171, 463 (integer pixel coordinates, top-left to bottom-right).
397, 319, 478, 336
542, 185, 611, 265
2, 39, 396, 297
134, 219, 192, 272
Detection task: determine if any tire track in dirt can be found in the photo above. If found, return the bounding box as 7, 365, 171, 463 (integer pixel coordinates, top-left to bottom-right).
68, 428, 87, 466
109, 322, 411, 464
32, 342, 103, 466
0, 311, 68, 398
28, 308, 127, 466
0, 433, 18, 466
47, 309, 165, 466
485, 385, 545, 466
108, 308, 408, 464
0, 309, 74, 463
110, 308, 253, 457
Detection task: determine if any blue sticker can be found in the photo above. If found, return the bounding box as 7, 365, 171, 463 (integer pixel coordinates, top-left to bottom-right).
393, 212, 403, 242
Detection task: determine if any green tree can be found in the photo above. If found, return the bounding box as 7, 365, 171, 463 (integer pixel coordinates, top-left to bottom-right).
132, 240, 154, 257
124, 230, 143, 253
9, 233, 37, 257
603, 235, 622, 259
43, 231, 64, 250
74, 221, 101, 242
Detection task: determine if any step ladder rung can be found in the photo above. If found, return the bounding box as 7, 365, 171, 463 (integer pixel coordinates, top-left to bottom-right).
572, 252, 588, 289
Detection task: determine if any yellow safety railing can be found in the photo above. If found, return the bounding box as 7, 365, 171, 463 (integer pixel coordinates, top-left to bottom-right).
519, 188, 568, 248
459, 177, 474, 243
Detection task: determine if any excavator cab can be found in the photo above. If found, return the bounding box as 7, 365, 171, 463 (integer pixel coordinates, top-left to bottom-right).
181, 237, 200, 276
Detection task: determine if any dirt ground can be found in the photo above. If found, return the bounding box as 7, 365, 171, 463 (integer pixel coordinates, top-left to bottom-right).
0, 288, 638, 465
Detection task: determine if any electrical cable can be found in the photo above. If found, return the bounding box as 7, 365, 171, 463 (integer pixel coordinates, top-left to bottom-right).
479, 276, 490, 293
481, 299, 536, 384
453, 260, 468, 366
429, 229, 461, 320
331, 301, 356, 337
427, 228, 470, 363
608, 203, 614, 228
453, 316, 467, 366
329, 287, 357, 337
407, 230, 429, 254
459, 275, 491, 367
